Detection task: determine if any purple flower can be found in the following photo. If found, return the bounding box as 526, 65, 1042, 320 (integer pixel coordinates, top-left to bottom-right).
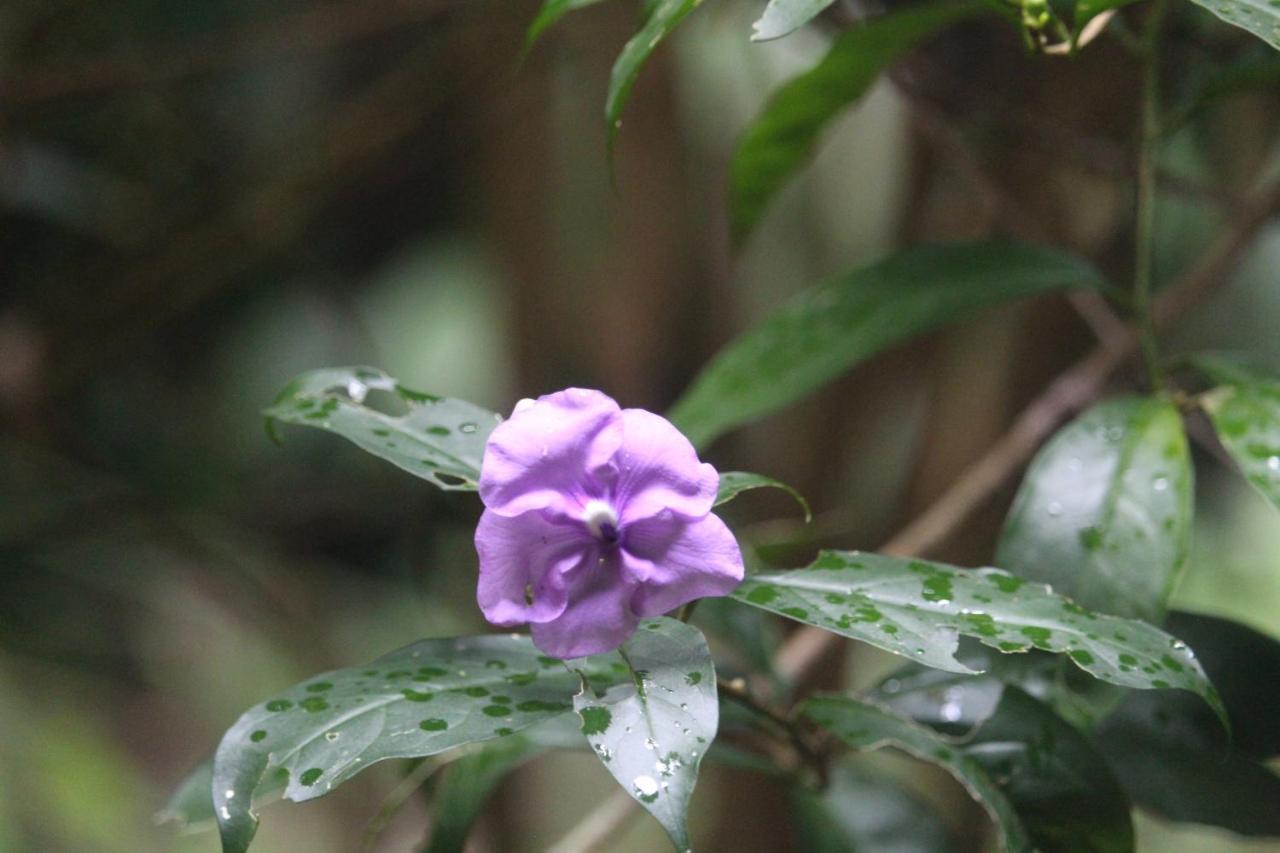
474, 388, 744, 658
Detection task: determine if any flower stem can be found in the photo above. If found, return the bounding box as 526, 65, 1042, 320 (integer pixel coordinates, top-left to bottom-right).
1133, 0, 1169, 391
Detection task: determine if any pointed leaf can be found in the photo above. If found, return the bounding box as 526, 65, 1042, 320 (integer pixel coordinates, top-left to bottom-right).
264, 367, 501, 490
803, 695, 1032, 852
607, 0, 706, 151
1182, 0, 1280, 50
668, 242, 1108, 448
1195, 356, 1280, 513
571, 618, 718, 851
526, 0, 612, 50
732, 551, 1225, 723
714, 471, 811, 520
995, 396, 1192, 623
730, 2, 992, 240
213, 635, 620, 853
751, 0, 837, 41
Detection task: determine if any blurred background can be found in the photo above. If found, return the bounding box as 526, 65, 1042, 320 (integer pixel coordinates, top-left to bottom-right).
3, 0, 1280, 850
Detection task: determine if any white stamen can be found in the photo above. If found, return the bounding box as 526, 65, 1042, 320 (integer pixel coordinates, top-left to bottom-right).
582, 500, 619, 540
512, 397, 536, 415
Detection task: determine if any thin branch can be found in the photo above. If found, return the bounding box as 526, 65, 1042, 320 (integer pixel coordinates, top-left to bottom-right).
774, 176, 1280, 685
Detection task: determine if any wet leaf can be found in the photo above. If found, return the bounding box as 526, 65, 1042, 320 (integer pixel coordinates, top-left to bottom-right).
803, 695, 1031, 852
424, 735, 545, 853
792, 763, 956, 852
872, 670, 1134, 852
1095, 611, 1280, 836
1195, 356, 1280, 513
729, 2, 992, 240
667, 242, 1108, 448
995, 396, 1192, 623
733, 551, 1225, 724
571, 618, 718, 852
1182, 0, 1280, 50
714, 471, 811, 521
264, 366, 500, 490
213, 634, 619, 853
750, 0, 837, 41
157, 761, 286, 833
607, 0, 706, 151
525, 0, 611, 50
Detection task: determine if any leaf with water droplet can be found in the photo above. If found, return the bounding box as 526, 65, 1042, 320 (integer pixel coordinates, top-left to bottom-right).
212, 634, 630, 853
714, 471, 811, 521
1194, 356, 1280, 515
668, 242, 1109, 448
264, 366, 500, 491
996, 396, 1192, 623
733, 551, 1226, 726
802, 695, 1032, 852
570, 618, 718, 851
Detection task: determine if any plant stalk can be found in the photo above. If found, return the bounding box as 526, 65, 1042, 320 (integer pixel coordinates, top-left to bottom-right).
1133, 0, 1170, 390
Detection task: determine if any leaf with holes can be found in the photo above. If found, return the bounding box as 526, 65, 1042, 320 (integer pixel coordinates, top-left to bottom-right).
733, 551, 1225, 724
264, 366, 501, 490
1183, 0, 1280, 50
729, 2, 993, 240
803, 695, 1032, 852
212, 634, 622, 853
667, 242, 1108, 448
607, 0, 706, 151
996, 396, 1192, 623
571, 618, 718, 851
714, 471, 811, 521
1195, 356, 1280, 513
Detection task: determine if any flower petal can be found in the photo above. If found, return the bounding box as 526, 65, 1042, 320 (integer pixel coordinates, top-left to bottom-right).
474, 509, 591, 626
479, 388, 622, 517
530, 555, 641, 658
611, 408, 718, 524
624, 512, 744, 617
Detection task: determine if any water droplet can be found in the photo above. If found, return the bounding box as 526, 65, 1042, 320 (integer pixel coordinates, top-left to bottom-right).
633, 775, 659, 802
1153, 477, 1169, 492
324, 731, 339, 742
644, 738, 658, 751
1268, 456, 1280, 472
225, 789, 236, 800
939, 689, 963, 723
1047, 501, 1063, 517
346, 379, 368, 403
460, 422, 478, 434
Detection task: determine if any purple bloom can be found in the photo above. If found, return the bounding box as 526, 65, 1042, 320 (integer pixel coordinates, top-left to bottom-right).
474, 388, 744, 658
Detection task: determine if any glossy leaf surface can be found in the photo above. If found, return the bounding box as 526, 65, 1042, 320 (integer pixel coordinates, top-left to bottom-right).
572, 618, 718, 851
213, 635, 613, 853
729, 2, 991, 239
607, 0, 705, 150
750, 0, 837, 41
803, 695, 1031, 852
733, 551, 1224, 722
996, 396, 1192, 623
1197, 356, 1280, 512
265, 367, 500, 490
668, 242, 1107, 448
1183, 0, 1280, 50
792, 764, 956, 852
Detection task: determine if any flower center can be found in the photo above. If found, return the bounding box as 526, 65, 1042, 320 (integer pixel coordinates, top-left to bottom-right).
582, 500, 620, 544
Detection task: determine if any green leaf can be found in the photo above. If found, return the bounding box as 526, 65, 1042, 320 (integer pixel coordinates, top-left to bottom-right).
571, 618, 718, 851
667, 242, 1108, 448
803, 695, 1032, 852
1095, 611, 1280, 836
213, 635, 613, 853
526, 0, 612, 50
1183, 0, 1280, 50
792, 764, 956, 853
750, 0, 837, 41
1195, 356, 1280, 513
607, 0, 705, 151
995, 396, 1192, 623
1166, 50, 1280, 132
424, 736, 545, 853
873, 670, 1134, 852
732, 551, 1225, 723
158, 760, 286, 833
729, 2, 992, 240
714, 471, 811, 521
264, 366, 500, 490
